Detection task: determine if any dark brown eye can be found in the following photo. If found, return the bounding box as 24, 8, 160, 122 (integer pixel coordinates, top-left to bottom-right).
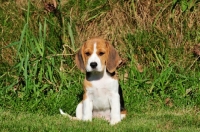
99, 52, 105, 56
85, 52, 91, 56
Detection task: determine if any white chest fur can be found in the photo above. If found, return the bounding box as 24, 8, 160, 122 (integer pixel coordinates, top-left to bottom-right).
86, 70, 119, 111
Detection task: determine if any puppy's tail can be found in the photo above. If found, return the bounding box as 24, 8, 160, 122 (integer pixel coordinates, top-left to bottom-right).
59, 109, 78, 120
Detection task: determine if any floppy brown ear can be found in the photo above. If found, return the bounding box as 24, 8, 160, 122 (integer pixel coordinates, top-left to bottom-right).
106, 42, 122, 73
75, 47, 85, 72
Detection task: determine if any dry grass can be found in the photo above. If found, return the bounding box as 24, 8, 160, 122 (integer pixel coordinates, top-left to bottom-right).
14, 0, 199, 40
75, 2, 133, 40
1, 1, 24, 65
1, 0, 200, 66
68, 0, 200, 64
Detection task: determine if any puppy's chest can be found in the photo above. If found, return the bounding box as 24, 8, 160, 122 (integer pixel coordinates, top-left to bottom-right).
86, 78, 118, 106
87, 77, 118, 95
87, 80, 115, 110
85, 74, 119, 109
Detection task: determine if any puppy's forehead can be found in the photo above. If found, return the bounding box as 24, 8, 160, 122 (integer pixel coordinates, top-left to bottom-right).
84, 38, 107, 49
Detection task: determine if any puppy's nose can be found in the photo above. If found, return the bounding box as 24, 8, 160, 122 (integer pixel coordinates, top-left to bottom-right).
90, 62, 97, 69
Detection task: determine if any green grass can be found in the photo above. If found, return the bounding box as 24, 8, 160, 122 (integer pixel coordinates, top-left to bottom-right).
1, 108, 200, 132
0, 0, 200, 131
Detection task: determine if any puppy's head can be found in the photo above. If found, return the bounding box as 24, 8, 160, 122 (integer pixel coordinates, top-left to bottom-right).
75, 38, 121, 73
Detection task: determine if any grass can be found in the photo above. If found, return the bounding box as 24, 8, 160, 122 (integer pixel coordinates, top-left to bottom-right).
1, 108, 200, 132
0, 0, 200, 131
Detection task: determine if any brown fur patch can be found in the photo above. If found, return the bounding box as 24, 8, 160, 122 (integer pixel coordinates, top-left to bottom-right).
121, 110, 127, 115
75, 47, 85, 72
106, 41, 122, 73
84, 79, 92, 89
83, 93, 87, 100
83, 79, 92, 100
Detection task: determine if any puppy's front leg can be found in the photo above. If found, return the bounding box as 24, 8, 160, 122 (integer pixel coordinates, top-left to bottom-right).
82, 97, 93, 121
109, 92, 121, 125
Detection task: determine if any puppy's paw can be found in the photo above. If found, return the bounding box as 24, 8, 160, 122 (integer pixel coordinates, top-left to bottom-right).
82, 116, 92, 121
110, 119, 121, 125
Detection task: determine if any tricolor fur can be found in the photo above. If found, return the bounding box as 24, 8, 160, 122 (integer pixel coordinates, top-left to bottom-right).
60, 38, 126, 125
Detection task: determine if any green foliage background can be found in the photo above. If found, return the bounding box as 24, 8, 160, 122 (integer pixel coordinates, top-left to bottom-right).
0, 0, 199, 117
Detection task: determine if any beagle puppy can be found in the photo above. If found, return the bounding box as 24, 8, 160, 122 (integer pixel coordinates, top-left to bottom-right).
60, 38, 126, 125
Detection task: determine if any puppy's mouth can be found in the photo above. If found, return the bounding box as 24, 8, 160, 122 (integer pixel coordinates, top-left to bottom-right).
90, 68, 102, 72
87, 67, 104, 73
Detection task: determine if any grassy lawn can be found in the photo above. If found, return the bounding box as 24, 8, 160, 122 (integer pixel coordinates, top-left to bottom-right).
0, 0, 200, 131
1, 108, 200, 131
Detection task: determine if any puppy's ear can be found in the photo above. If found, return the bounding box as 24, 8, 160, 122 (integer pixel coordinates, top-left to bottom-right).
75, 47, 85, 72
106, 42, 122, 73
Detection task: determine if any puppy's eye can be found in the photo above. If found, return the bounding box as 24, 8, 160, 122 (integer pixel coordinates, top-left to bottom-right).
99, 52, 105, 56
85, 52, 91, 56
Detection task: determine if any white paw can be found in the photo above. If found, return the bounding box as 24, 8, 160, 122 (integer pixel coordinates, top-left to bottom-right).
110, 119, 121, 125
82, 116, 92, 121
121, 114, 126, 120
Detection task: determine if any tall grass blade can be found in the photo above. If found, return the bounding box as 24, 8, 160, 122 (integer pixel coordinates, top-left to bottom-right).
43, 19, 47, 44
18, 23, 28, 60
24, 53, 29, 89
67, 22, 75, 50
0, 41, 19, 50
26, 0, 30, 23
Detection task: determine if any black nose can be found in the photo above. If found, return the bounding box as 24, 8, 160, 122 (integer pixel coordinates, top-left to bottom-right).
90, 62, 97, 68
